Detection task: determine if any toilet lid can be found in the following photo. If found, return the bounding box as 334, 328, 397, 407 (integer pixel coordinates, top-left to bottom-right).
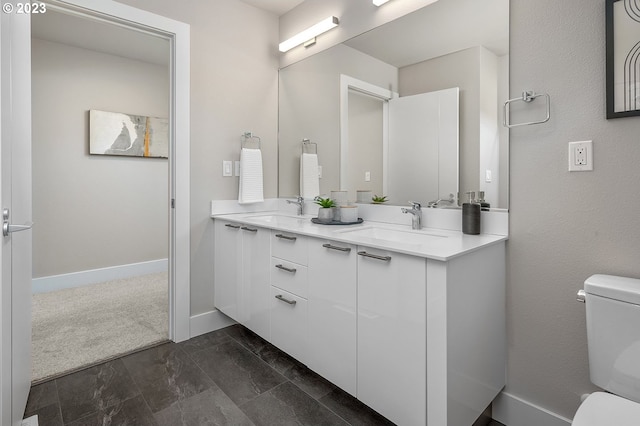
573, 392, 640, 425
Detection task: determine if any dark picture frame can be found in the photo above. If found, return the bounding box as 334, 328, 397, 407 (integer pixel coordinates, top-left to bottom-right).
606, 0, 640, 119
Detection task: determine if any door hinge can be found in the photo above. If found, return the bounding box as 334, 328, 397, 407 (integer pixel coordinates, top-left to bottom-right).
171, 198, 175, 209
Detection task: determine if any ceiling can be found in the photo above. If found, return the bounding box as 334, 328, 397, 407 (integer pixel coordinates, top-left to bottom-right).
344, 0, 508, 68
239, 0, 305, 16
31, 9, 169, 66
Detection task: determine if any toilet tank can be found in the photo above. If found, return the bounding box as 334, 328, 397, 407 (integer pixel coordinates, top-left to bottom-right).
584, 274, 640, 403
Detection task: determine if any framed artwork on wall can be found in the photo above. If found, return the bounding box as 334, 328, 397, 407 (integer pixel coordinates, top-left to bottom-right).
606, 0, 640, 119
89, 109, 169, 158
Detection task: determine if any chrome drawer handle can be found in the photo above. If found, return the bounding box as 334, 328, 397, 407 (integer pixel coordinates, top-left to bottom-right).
275, 264, 297, 273
357, 251, 391, 262
275, 294, 297, 305
225, 223, 240, 229
241, 226, 258, 232
275, 233, 297, 241
322, 243, 351, 252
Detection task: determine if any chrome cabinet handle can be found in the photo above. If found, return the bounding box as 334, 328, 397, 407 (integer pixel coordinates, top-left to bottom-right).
275, 233, 297, 241
322, 243, 351, 252
357, 251, 391, 262
275, 294, 297, 305
241, 226, 258, 232
275, 264, 297, 273
225, 223, 240, 229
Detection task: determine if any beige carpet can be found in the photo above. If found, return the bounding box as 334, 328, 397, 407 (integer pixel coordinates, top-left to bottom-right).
31, 271, 169, 383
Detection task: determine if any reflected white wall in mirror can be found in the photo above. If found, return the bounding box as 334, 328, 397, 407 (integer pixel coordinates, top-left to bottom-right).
278, 0, 509, 209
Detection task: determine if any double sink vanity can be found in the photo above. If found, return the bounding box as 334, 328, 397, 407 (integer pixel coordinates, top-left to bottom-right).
212, 204, 507, 425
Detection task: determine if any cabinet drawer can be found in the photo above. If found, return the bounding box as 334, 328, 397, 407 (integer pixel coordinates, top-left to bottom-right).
271, 231, 308, 265
271, 258, 308, 298
270, 287, 308, 363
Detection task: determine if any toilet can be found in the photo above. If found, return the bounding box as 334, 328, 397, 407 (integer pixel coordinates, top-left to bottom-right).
573, 274, 640, 425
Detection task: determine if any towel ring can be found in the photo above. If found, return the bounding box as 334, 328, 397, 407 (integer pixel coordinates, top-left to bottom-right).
302, 138, 317, 154
503, 91, 551, 128
241, 132, 261, 149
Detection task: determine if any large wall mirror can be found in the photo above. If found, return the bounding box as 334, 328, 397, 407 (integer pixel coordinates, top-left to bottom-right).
278, 0, 509, 209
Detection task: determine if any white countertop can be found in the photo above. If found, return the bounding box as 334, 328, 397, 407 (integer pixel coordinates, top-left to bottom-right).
212, 211, 507, 261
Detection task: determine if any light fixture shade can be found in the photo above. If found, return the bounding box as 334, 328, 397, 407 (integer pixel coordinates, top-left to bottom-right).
279, 16, 339, 52
373, 0, 391, 5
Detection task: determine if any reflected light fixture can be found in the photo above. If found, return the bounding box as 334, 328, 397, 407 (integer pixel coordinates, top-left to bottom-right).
373, 0, 391, 5
279, 16, 339, 52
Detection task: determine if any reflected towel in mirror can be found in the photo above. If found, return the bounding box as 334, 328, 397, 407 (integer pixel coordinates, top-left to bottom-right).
238, 148, 264, 204
300, 153, 320, 199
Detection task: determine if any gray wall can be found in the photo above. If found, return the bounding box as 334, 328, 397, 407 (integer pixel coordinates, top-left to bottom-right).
31, 38, 168, 279
347, 91, 383, 199
279, 43, 397, 198
116, 0, 279, 316
509, 0, 640, 418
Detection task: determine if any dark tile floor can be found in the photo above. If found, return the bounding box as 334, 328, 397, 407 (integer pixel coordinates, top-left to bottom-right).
24, 324, 507, 426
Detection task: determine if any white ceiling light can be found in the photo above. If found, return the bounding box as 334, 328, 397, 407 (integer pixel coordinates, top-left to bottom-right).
373, 0, 391, 6
279, 16, 339, 52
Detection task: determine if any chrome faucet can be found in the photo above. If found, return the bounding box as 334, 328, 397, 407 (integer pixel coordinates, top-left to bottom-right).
427, 193, 456, 208
401, 201, 422, 230
287, 196, 305, 216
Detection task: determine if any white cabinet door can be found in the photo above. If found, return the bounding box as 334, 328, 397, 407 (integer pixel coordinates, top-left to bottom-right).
357, 246, 426, 426
308, 238, 357, 395
270, 287, 308, 363
214, 220, 242, 322
241, 225, 271, 340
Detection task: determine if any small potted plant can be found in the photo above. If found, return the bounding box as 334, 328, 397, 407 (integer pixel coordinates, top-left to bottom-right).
314, 196, 336, 222
371, 195, 388, 204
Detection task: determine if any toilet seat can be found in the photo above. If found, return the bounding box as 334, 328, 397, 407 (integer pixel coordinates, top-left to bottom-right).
573, 392, 640, 425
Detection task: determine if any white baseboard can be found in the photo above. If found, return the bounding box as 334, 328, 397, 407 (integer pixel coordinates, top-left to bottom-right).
22, 415, 38, 426
32, 259, 168, 294
492, 391, 572, 426
189, 309, 236, 339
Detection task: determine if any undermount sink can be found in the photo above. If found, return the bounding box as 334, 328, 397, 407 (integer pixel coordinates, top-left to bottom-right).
337, 226, 447, 245
244, 214, 308, 226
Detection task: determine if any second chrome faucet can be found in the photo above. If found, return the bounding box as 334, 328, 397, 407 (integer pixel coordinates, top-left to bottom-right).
401, 201, 422, 230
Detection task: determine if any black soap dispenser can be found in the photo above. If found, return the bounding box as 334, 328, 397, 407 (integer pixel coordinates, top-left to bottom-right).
462, 191, 481, 235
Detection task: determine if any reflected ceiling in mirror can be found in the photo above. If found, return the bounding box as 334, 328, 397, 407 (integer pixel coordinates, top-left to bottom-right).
278, 0, 509, 209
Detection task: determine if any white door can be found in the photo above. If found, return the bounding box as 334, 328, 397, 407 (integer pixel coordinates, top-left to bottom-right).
1, 5, 32, 425
388, 88, 459, 205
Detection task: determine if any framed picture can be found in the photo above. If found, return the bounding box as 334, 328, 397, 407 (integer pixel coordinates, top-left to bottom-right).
89, 110, 168, 158
606, 0, 640, 119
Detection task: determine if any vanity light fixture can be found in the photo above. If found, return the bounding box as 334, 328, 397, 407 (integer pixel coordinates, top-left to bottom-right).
373, 0, 391, 6
279, 16, 339, 52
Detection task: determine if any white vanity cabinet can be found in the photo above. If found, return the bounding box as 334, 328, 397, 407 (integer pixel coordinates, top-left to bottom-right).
214, 219, 270, 340
307, 238, 358, 396
213, 220, 242, 322
270, 231, 309, 363
213, 216, 506, 426
356, 246, 427, 426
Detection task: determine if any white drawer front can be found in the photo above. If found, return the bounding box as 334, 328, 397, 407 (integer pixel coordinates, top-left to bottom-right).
271, 257, 308, 298
270, 287, 308, 363
271, 231, 308, 265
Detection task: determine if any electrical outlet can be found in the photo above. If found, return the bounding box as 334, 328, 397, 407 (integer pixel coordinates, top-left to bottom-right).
568, 140, 593, 171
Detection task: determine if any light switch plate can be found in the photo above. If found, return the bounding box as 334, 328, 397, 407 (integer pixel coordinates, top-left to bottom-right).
568, 140, 593, 172
223, 160, 232, 177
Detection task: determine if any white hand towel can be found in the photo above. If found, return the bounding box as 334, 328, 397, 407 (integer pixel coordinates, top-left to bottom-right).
238, 148, 264, 204
300, 153, 320, 199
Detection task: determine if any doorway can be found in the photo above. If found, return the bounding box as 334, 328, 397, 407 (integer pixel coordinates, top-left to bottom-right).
28, 1, 190, 382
